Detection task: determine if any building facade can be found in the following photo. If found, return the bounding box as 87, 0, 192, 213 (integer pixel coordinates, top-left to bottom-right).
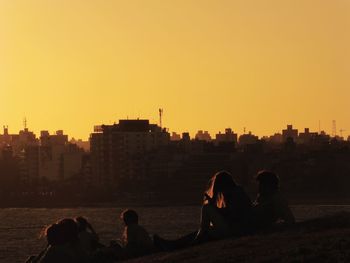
90, 119, 170, 186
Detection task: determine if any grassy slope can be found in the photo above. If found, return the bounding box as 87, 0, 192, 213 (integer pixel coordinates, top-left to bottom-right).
126, 213, 350, 263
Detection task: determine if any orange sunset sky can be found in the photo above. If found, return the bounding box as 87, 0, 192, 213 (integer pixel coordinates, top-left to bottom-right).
0, 0, 349, 140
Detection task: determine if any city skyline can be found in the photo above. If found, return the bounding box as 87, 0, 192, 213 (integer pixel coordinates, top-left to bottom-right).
0, 118, 348, 141
1, 1, 349, 140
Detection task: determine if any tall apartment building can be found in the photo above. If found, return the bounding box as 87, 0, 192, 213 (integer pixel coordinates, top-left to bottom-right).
90, 119, 170, 186
282, 125, 298, 142
39, 130, 83, 181
195, 130, 212, 141
215, 128, 238, 145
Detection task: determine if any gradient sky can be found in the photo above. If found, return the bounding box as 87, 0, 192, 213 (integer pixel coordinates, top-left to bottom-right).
0, 0, 349, 140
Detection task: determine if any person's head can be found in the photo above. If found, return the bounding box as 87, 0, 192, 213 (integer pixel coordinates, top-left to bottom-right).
121, 209, 138, 226
56, 218, 79, 244
75, 216, 88, 232
206, 171, 237, 207
45, 223, 63, 246
256, 170, 280, 196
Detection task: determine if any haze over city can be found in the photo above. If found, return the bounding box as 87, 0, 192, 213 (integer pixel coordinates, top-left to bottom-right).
1, 0, 349, 140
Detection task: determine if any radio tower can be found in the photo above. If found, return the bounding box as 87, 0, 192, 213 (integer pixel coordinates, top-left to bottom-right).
159, 108, 163, 128
318, 120, 321, 133
23, 117, 28, 131
332, 120, 336, 137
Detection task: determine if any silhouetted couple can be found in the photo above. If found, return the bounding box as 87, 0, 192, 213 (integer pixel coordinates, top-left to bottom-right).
154, 170, 295, 250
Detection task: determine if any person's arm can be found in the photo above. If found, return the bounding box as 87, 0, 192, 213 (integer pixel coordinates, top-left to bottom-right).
87, 222, 99, 241
204, 193, 215, 206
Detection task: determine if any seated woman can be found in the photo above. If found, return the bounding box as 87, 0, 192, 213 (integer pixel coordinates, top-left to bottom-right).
252, 171, 295, 230
197, 171, 253, 240
154, 171, 253, 250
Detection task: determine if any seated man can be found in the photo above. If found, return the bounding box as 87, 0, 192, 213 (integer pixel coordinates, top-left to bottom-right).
121, 209, 154, 257
252, 171, 295, 230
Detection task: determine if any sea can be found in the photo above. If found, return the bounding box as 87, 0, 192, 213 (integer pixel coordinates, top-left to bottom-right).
1, 205, 350, 263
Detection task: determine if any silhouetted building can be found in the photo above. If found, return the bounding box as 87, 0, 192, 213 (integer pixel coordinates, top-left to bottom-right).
11, 127, 38, 155
39, 130, 69, 181
298, 128, 318, 144
178, 132, 191, 152
20, 145, 40, 184
1, 144, 13, 161
215, 128, 238, 145
182, 132, 190, 141
170, 132, 181, 141
239, 132, 259, 145
70, 138, 90, 152
282, 125, 298, 142
268, 133, 283, 144
0, 126, 11, 146
0, 145, 20, 189
40, 130, 68, 147
195, 130, 212, 141
61, 144, 84, 180
90, 119, 170, 185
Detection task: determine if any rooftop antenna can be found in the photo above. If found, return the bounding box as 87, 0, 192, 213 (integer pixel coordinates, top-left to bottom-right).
318, 120, 321, 134
23, 117, 27, 130
243, 127, 246, 134
332, 120, 336, 137
159, 108, 163, 128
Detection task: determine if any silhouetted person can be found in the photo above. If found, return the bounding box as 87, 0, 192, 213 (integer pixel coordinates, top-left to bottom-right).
120, 209, 154, 258
26, 224, 62, 263
75, 217, 101, 254
252, 171, 295, 230
154, 171, 252, 250
37, 218, 89, 263
197, 171, 253, 240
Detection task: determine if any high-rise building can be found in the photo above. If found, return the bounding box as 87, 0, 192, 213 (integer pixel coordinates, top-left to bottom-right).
282, 125, 298, 142
39, 130, 81, 181
298, 128, 318, 144
90, 119, 170, 185
238, 132, 259, 145
170, 132, 181, 141
215, 128, 238, 145
195, 130, 212, 141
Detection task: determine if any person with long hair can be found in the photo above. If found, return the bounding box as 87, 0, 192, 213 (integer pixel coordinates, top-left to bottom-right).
154, 171, 252, 250
197, 170, 253, 240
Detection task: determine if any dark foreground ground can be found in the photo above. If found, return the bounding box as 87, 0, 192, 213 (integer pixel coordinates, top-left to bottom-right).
126, 213, 350, 263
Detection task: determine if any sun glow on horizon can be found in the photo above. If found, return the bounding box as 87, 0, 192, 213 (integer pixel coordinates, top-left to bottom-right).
1, 0, 349, 140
